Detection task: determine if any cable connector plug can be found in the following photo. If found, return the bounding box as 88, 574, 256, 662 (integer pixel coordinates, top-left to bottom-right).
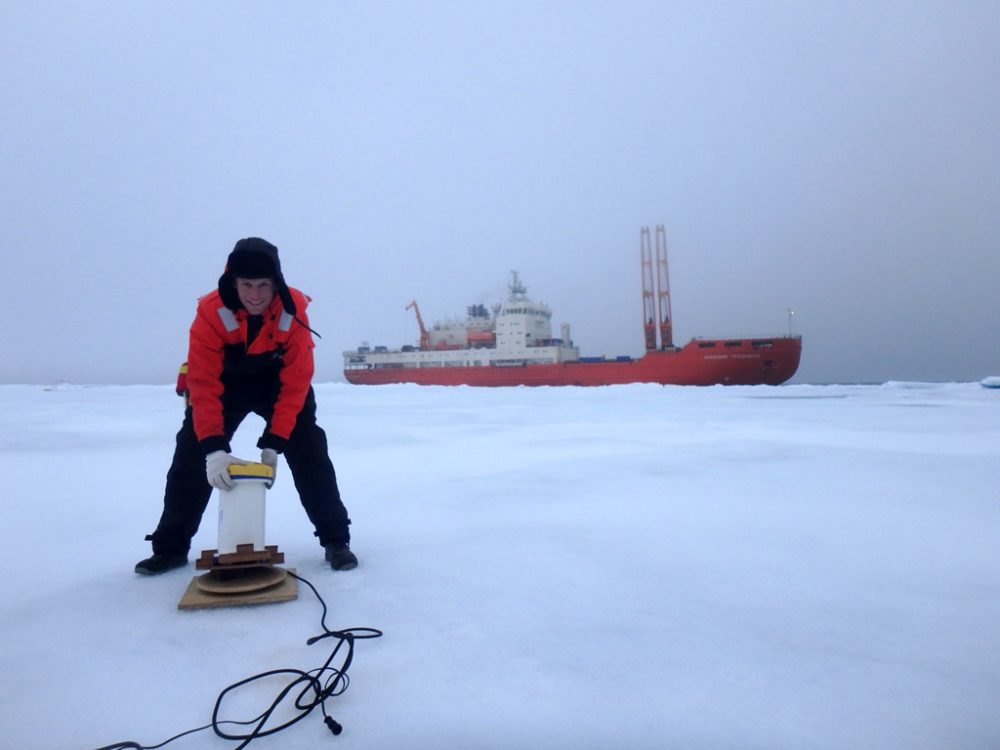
324, 716, 343, 736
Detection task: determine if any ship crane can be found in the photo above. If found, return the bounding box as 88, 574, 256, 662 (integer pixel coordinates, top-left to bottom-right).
654, 224, 673, 349
406, 300, 430, 350
640, 225, 674, 351
640, 228, 657, 351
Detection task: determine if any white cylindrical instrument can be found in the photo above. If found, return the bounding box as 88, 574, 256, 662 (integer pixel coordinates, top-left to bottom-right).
217, 462, 274, 554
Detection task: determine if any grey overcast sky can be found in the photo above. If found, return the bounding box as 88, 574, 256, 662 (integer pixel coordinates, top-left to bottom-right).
2, 1, 998, 385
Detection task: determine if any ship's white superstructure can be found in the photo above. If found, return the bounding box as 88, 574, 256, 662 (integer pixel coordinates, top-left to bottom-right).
344, 272, 580, 372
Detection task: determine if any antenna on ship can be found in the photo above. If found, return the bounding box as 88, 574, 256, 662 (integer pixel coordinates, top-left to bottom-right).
640, 228, 657, 351
509, 270, 527, 301
787, 307, 796, 337
655, 224, 673, 349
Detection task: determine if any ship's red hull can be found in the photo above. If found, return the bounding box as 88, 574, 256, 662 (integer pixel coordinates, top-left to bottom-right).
344, 336, 801, 387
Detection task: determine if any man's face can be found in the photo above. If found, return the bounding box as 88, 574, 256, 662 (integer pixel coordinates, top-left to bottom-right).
235, 277, 275, 315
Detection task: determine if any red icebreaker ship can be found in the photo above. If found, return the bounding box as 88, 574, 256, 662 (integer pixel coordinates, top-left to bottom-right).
343, 226, 801, 386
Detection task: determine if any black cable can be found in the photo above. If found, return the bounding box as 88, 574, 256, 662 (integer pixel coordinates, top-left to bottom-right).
91, 571, 382, 750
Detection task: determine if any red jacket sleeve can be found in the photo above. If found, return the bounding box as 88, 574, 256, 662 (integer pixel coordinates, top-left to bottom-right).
259, 291, 315, 450
186, 298, 230, 453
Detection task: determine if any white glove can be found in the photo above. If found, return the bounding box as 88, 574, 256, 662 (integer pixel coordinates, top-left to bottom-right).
261, 448, 278, 489
205, 450, 247, 491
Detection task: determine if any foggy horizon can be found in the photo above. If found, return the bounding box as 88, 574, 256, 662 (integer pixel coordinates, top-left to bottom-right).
3, 2, 998, 386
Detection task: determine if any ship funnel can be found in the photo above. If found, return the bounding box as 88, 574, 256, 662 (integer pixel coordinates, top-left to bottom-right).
561, 323, 571, 345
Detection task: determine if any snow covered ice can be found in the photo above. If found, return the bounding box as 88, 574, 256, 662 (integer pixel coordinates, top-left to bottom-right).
1, 381, 999, 749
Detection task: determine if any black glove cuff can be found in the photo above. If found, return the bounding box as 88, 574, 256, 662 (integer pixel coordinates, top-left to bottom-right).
200, 436, 231, 456
257, 433, 288, 454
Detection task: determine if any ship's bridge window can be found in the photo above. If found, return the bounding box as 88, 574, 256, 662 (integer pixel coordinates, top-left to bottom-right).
724, 341, 742, 348
698, 342, 717, 349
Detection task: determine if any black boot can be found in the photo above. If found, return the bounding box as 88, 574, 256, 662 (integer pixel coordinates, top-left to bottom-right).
135, 553, 188, 576
324, 543, 358, 571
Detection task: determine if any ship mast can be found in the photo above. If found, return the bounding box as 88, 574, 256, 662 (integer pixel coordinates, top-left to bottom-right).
640, 227, 657, 351
406, 300, 430, 350
509, 270, 527, 301
654, 224, 673, 349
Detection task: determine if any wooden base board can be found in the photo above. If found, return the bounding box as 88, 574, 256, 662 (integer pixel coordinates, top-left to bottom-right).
178, 567, 298, 610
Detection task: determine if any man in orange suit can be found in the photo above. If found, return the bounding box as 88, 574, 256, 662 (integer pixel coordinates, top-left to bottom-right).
136, 237, 356, 574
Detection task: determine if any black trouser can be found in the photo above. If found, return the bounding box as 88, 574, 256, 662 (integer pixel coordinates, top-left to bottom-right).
148, 386, 351, 555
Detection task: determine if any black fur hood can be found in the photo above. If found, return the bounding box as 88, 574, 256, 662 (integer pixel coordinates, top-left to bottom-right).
217, 237, 296, 316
